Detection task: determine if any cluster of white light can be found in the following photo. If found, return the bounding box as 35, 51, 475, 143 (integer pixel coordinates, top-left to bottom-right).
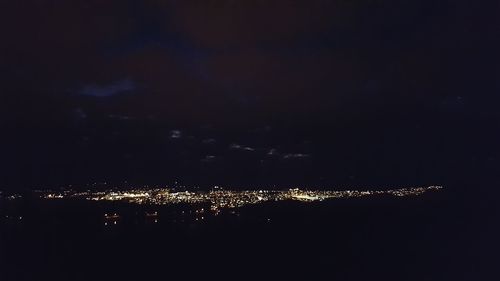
41, 185, 443, 212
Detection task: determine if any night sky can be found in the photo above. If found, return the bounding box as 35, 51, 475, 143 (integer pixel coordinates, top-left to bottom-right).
0, 1, 498, 190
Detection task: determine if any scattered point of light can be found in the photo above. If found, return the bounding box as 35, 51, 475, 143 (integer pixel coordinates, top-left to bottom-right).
35, 186, 443, 213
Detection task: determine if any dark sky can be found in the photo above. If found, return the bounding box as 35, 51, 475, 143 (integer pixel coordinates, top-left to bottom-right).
0, 1, 498, 189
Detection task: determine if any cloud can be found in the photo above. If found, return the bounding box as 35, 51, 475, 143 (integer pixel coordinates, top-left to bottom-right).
79, 79, 135, 97
202, 138, 216, 144
283, 153, 311, 159
164, 1, 352, 49
201, 155, 216, 163
267, 149, 278, 156
230, 144, 255, 151
108, 114, 135, 120
73, 108, 87, 120
169, 130, 182, 139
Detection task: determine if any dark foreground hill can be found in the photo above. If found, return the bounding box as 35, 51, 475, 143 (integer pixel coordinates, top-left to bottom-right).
0, 188, 495, 280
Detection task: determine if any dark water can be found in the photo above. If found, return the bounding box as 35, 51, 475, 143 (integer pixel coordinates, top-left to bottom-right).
0, 189, 496, 280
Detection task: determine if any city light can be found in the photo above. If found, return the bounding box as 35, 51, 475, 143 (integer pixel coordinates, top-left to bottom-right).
40, 186, 443, 213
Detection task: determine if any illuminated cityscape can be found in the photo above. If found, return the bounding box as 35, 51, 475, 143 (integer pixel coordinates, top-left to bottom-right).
0, 1, 491, 279
39, 185, 443, 214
